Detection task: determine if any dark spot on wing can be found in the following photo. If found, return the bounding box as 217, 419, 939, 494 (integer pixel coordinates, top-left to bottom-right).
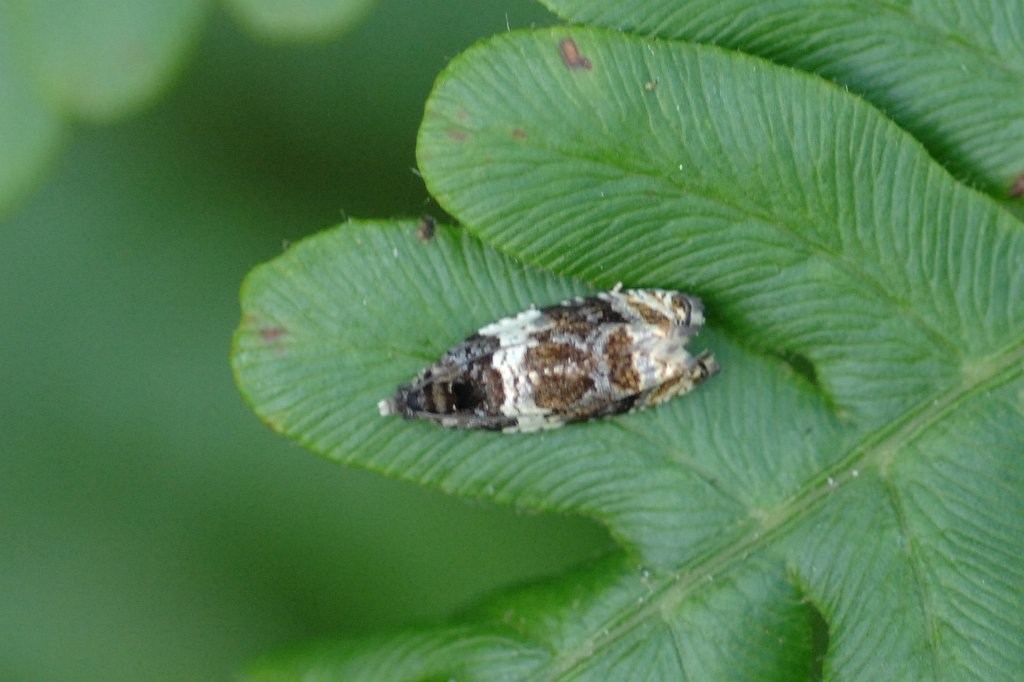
449, 380, 483, 410
397, 350, 506, 418
631, 302, 669, 330
543, 297, 626, 328
525, 342, 594, 409
441, 334, 502, 367
605, 327, 640, 391
533, 373, 594, 409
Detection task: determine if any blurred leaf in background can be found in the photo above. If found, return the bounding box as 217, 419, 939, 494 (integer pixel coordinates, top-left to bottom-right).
0, 0, 433, 217
225, 0, 377, 42
0, 2, 618, 681
4, 0, 208, 121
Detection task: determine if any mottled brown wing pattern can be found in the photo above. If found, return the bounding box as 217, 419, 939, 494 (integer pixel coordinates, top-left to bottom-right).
378, 289, 719, 432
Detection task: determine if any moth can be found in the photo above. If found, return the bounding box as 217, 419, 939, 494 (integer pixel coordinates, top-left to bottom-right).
378, 288, 719, 432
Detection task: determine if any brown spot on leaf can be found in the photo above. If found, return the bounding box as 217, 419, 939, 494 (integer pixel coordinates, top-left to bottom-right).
559, 38, 591, 70
1010, 172, 1024, 199
261, 327, 287, 342
448, 129, 468, 141
417, 214, 436, 242
512, 128, 526, 139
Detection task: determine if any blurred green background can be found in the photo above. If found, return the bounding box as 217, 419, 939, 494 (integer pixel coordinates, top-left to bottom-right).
0, 2, 613, 679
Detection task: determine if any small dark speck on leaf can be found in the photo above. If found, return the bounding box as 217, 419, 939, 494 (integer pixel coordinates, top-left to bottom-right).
512, 128, 526, 139
1010, 172, 1024, 199
417, 215, 436, 242
559, 38, 591, 70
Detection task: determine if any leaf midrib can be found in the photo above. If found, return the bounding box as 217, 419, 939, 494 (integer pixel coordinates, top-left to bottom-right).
532, 334, 1024, 679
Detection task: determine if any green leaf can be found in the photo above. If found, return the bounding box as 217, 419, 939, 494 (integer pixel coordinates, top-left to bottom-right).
0, 0, 208, 215
235, 27, 1024, 681
418, 28, 1024, 424
243, 554, 820, 681
224, 0, 377, 42
4, 0, 209, 122
540, 0, 1024, 203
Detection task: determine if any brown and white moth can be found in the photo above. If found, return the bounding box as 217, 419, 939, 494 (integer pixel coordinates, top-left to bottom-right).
378, 288, 719, 432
